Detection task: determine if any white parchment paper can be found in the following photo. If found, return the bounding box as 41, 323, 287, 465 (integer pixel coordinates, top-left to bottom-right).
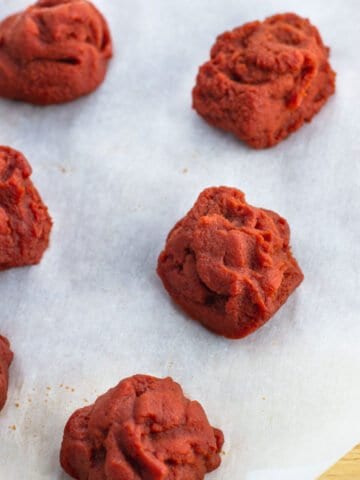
0, 0, 359, 478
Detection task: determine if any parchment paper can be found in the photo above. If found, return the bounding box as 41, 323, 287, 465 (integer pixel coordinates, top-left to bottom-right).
0, 0, 359, 478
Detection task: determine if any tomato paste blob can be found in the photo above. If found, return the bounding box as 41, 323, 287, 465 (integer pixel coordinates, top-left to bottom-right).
0, 0, 112, 105
0, 335, 13, 412
193, 13, 336, 148
60, 375, 224, 480
158, 187, 303, 338
0, 146, 52, 269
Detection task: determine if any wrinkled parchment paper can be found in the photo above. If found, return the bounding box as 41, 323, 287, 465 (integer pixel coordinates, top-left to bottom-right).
0, 0, 359, 478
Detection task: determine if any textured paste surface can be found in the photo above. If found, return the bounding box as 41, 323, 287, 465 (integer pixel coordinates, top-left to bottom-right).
61, 375, 224, 480
193, 13, 336, 148
0, 0, 112, 105
0, 335, 13, 411
0, 146, 52, 269
157, 187, 304, 338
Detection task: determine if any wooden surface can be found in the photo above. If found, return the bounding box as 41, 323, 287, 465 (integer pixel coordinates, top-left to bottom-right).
318, 445, 360, 479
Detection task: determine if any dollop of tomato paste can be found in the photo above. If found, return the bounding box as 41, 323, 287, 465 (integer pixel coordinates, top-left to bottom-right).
193, 13, 336, 148
0, 335, 13, 412
0, 146, 52, 269
0, 0, 112, 105
60, 375, 224, 480
157, 187, 303, 338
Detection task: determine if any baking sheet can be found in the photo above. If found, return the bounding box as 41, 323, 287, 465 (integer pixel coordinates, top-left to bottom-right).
0, 0, 359, 478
